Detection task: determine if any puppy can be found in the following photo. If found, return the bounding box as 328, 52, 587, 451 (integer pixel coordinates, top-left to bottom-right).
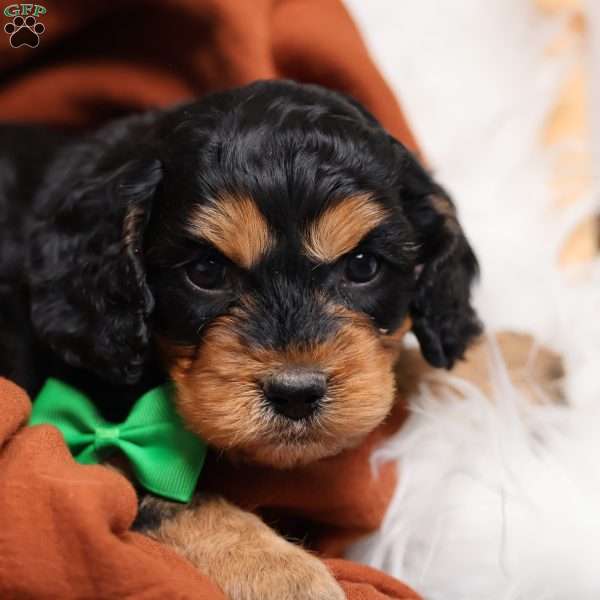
0, 80, 481, 599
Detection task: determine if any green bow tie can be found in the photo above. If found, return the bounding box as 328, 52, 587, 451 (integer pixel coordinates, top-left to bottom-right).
30, 378, 206, 503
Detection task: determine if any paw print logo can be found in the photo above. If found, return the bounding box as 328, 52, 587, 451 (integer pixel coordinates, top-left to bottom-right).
4, 15, 45, 48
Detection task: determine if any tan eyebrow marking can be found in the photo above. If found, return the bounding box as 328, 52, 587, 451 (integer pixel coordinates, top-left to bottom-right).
304, 194, 389, 263
187, 195, 273, 268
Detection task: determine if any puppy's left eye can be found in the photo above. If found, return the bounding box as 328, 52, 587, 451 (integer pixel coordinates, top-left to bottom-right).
185, 257, 226, 290
345, 252, 380, 284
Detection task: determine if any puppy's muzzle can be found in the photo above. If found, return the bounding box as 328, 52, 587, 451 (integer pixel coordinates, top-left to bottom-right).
262, 367, 327, 421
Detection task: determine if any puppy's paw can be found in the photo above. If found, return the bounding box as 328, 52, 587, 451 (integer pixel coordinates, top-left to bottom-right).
222, 537, 345, 600
143, 495, 344, 600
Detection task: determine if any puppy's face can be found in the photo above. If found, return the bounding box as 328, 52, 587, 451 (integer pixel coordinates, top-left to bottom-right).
30, 81, 481, 468
149, 191, 416, 467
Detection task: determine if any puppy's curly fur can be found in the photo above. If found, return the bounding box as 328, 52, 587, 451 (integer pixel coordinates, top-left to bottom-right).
0, 80, 481, 599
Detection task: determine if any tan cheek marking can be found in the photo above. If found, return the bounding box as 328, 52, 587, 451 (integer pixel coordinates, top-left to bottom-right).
187, 195, 273, 268
304, 194, 388, 263
380, 316, 412, 344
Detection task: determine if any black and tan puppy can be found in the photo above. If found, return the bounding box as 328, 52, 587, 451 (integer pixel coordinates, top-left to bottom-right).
0, 80, 480, 599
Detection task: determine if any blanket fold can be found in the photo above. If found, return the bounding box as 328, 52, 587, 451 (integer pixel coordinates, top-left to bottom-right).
0, 0, 418, 152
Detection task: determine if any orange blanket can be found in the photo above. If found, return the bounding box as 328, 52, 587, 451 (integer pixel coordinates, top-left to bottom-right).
0, 0, 417, 152
0, 0, 422, 597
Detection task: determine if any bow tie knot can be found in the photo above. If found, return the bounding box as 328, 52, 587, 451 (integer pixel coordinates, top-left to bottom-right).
30, 378, 206, 503
96, 426, 120, 441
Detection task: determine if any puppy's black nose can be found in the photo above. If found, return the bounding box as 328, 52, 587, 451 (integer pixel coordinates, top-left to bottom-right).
263, 368, 326, 420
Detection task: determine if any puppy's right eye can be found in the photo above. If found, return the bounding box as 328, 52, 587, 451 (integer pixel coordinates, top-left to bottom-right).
185, 257, 226, 290
345, 252, 380, 284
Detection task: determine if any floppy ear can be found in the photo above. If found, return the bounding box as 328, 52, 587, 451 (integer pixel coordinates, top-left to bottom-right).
29, 158, 163, 384
400, 158, 482, 368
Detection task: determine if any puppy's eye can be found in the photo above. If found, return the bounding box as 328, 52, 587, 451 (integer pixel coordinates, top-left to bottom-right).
345, 252, 380, 284
185, 257, 226, 290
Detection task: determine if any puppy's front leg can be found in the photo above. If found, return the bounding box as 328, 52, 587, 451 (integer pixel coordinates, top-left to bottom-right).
137, 495, 345, 600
